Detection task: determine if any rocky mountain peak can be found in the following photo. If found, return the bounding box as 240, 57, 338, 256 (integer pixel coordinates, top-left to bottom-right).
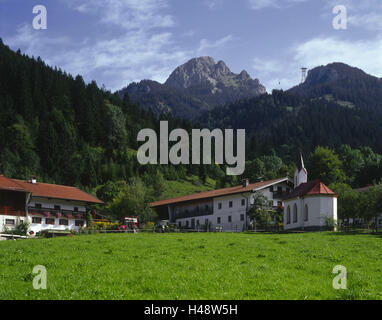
164, 56, 265, 95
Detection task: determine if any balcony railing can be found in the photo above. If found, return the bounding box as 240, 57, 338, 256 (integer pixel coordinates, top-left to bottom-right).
28, 207, 84, 219
0, 206, 26, 216
174, 208, 213, 220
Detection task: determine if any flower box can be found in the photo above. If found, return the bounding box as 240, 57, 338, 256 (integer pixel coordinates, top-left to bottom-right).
43, 212, 51, 217
66, 214, 73, 219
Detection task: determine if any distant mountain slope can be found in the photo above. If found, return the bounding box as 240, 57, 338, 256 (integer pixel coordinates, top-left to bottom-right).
118, 56, 266, 119
200, 86, 382, 156
288, 63, 382, 111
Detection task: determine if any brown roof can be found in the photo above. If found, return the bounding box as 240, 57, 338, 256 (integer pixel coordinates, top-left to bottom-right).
283, 179, 337, 201
0, 175, 28, 192
0, 175, 103, 204
151, 177, 290, 207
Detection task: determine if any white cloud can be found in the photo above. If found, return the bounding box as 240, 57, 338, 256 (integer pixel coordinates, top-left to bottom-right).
248, 0, 309, 10
293, 36, 382, 77
198, 34, 234, 52
64, 0, 174, 30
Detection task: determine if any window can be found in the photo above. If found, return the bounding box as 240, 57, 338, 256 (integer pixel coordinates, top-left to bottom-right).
240, 214, 244, 221
286, 188, 290, 194
205, 219, 208, 225
218, 203, 222, 210
35, 203, 42, 209
304, 204, 309, 221
229, 201, 233, 208
196, 220, 199, 225
54, 205, 61, 211
186, 220, 189, 227
217, 217, 221, 224
241, 199, 245, 206
178, 221, 181, 228
75, 220, 84, 227
74, 207, 79, 212
286, 206, 291, 224
45, 218, 55, 225
205, 205, 208, 211
277, 186, 282, 194
228, 216, 232, 223
5, 219, 15, 225
196, 206, 199, 213
59, 219, 69, 226
270, 186, 274, 192
32, 217, 42, 224
293, 204, 298, 223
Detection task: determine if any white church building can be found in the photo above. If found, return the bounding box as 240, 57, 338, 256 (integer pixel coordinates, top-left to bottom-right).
283, 155, 338, 230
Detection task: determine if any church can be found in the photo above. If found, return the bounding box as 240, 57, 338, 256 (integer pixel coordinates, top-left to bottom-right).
283, 155, 338, 230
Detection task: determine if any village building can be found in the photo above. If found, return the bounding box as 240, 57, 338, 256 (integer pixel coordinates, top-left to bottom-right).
283, 156, 338, 230
151, 177, 294, 232
152, 154, 339, 231
0, 175, 103, 235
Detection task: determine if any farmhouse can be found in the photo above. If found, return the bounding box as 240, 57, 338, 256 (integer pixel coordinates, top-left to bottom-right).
151, 176, 294, 231
0, 175, 103, 235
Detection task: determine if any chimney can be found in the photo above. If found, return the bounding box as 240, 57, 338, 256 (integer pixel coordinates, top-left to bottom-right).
30, 176, 37, 184
242, 178, 249, 187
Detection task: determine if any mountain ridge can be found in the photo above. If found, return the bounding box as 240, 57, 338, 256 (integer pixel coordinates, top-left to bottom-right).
118, 56, 266, 119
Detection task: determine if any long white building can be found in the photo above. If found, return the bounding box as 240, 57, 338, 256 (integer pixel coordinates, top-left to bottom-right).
0, 175, 103, 235
151, 177, 294, 231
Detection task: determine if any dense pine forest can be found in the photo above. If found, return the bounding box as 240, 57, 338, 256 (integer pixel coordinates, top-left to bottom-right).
3, 39, 382, 221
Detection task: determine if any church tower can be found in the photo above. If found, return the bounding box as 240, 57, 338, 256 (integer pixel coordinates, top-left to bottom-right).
294, 153, 307, 188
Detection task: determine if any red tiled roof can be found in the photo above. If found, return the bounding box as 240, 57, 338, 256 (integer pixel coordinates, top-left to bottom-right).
0, 175, 103, 204
283, 179, 337, 201
0, 175, 28, 192
11, 179, 103, 204
151, 177, 290, 207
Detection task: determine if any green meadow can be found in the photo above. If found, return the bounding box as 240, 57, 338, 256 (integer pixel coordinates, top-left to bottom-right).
0, 232, 381, 300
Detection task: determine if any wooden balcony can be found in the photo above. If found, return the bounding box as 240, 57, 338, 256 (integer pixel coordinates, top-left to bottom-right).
174, 208, 213, 220
0, 206, 26, 216
28, 207, 84, 219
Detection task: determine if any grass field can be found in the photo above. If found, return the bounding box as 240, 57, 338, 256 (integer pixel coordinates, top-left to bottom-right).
1, 232, 382, 300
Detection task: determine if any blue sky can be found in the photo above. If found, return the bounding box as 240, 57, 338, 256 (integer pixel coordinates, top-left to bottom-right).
0, 0, 381, 92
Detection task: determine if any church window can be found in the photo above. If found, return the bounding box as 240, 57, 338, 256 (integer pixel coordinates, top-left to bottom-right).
293, 204, 298, 223
286, 206, 291, 224
304, 204, 308, 221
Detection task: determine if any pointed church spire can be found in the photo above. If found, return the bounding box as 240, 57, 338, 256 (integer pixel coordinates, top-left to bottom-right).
298, 152, 305, 170
294, 151, 308, 188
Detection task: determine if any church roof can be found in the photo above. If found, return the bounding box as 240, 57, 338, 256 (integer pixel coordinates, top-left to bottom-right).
283, 179, 337, 201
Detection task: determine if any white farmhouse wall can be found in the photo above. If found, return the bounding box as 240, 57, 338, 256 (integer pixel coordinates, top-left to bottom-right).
0, 215, 27, 233
28, 216, 85, 234
174, 180, 292, 232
